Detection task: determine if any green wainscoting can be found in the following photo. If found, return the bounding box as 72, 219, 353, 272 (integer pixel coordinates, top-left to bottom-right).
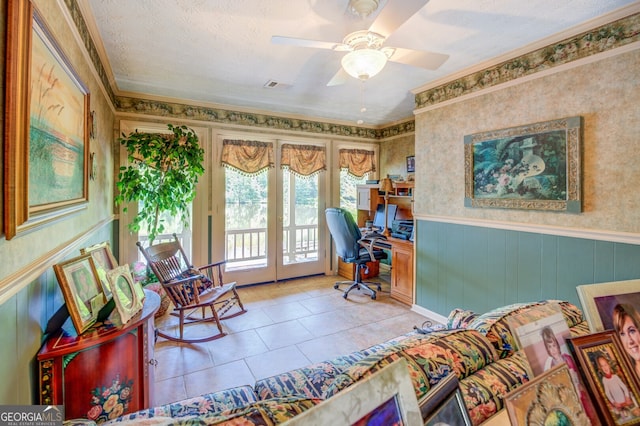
415, 219, 640, 317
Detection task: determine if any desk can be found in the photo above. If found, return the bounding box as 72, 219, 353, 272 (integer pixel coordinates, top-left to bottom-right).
373, 237, 414, 305
38, 290, 159, 420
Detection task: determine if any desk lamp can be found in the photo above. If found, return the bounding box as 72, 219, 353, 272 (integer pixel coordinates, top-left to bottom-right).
380, 178, 394, 237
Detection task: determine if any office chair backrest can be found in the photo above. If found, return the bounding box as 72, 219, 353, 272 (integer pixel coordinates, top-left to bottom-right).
325, 208, 362, 262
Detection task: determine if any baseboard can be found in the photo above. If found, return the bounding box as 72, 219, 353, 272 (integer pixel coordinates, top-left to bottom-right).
411, 304, 447, 325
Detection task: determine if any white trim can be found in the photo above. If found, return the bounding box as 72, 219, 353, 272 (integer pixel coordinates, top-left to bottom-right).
0, 216, 115, 305
414, 214, 640, 245
414, 42, 640, 116
411, 3, 640, 95
411, 304, 448, 325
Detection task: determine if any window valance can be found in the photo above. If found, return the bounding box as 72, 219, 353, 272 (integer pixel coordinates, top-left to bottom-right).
281, 144, 326, 178
221, 139, 274, 176
339, 148, 376, 178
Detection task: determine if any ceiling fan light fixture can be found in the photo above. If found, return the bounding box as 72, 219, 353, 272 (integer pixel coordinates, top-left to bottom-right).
341, 49, 388, 81
348, 0, 380, 18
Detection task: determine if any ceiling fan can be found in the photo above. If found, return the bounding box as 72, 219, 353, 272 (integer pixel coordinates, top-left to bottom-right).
272, 0, 449, 86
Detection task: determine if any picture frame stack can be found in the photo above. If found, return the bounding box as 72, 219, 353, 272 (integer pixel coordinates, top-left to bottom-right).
53, 241, 146, 334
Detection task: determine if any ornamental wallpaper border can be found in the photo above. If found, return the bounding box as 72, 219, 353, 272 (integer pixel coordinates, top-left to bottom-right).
415, 12, 640, 110
64, 1, 637, 139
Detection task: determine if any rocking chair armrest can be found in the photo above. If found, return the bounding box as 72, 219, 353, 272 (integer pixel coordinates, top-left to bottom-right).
163, 273, 207, 288
197, 260, 227, 271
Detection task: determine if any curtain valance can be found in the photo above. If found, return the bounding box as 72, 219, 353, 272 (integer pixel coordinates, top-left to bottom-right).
281, 144, 326, 178
221, 139, 274, 176
338, 148, 376, 178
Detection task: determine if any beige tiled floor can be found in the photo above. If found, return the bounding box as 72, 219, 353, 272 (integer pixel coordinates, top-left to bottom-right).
152, 273, 434, 405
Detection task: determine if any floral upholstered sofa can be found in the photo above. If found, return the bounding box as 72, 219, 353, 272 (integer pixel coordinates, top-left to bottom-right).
105, 300, 589, 425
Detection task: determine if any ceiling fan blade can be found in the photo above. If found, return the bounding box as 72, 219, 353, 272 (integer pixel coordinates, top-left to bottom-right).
326, 68, 349, 86
271, 35, 347, 51
369, 0, 429, 39
389, 47, 449, 70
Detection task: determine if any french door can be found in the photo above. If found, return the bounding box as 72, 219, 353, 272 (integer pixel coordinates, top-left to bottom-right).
218, 137, 327, 285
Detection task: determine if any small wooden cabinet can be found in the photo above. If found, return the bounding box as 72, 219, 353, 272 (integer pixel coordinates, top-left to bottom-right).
38, 290, 160, 421
387, 238, 414, 305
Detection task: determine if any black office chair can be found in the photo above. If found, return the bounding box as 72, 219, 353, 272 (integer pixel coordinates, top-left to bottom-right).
325, 207, 388, 300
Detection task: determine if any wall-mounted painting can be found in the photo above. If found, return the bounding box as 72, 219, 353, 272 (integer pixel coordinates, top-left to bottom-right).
464, 116, 582, 212
4, 0, 90, 239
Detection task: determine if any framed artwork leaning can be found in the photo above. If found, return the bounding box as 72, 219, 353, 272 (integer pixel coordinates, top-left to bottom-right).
282, 359, 422, 425
53, 254, 106, 334
569, 331, 640, 425
505, 363, 591, 425
80, 241, 119, 301
419, 374, 472, 426
576, 279, 640, 333
107, 266, 144, 324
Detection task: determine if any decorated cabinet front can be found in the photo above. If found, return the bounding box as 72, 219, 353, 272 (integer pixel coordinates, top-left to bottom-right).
38, 291, 159, 421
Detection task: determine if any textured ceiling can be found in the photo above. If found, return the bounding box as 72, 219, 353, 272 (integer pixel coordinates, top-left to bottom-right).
82, 0, 636, 126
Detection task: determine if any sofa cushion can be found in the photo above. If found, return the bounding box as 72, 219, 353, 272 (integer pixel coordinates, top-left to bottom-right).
103, 385, 257, 424
446, 308, 479, 329
459, 351, 533, 426
403, 329, 497, 386
467, 300, 585, 358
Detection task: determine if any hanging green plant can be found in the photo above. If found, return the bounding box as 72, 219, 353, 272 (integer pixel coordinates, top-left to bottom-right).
115, 124, 205, 244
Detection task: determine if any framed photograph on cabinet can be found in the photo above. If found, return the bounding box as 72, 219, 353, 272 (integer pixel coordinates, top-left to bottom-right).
464, 116, 582, 212
53, 254, 106, 334
576, 279, 640, 333
4, 0, 90, 240
569, 331, 640, 425
505, 363, 591, 425
283, 359, 421, 425
80, 241, 118, 300
107, 266, 144, 324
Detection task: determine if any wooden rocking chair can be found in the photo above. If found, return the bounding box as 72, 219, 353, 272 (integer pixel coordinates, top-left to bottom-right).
137, 234, 246, 343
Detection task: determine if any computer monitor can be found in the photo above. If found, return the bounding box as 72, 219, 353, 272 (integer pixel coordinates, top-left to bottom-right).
372, 203, 397, 230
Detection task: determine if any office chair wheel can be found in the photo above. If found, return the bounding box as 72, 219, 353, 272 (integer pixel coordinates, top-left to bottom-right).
343, 293, 348, 299
376, 284, 382, 291
334, 283, 339, 290
371, 293, 377, 300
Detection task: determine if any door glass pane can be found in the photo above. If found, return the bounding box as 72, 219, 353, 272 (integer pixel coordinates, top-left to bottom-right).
282, 169, 319, 265
340, 169, 368, 219
225, 168, 268, 270
136, 205, 192, 259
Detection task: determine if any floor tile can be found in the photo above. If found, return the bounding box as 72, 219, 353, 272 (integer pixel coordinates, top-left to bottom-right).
261, 301, 313, 323
154, 375, 187, 406
296, 332, 362, 363
153, 344, 214, 381
255, 319, 314, 350
245, 346, 311, 381
206, 329, 269, 366
183, 360, 255, 398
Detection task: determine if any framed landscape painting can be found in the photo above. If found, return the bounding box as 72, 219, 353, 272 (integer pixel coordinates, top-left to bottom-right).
4, 0, 90, 239
464, 116, 582, 212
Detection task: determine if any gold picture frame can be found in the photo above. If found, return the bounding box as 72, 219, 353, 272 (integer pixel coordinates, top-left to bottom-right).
53, 254, 106, 334
80, 241, 118, 301
107, 266, 144, 324
505, 363, 591, 425
4, 0, 90, 240
577, 279, 640, 333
